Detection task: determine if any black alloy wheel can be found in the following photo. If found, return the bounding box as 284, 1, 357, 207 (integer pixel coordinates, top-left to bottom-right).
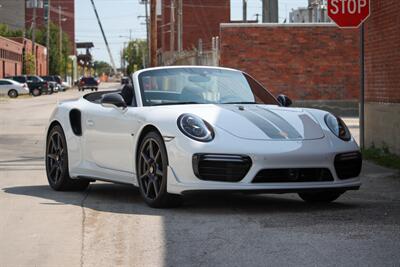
137, 132, 182, 208
46, 125, 89, 191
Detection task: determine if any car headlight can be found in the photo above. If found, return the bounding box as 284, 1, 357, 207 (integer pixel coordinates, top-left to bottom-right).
177, 114, 214, 142
324, 114, 351, 141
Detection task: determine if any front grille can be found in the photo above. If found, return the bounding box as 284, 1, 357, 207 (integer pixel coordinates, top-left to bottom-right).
334, 152, 362, 179
192, 154, 252, 182
252, 168, 334, 183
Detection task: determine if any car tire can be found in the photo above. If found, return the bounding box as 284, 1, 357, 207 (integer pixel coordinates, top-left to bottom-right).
46, 125, 90, 191
32, 88, 41, 97
298, 191, 343, 203
137, 131, 182, 208
8, 89, 18, 98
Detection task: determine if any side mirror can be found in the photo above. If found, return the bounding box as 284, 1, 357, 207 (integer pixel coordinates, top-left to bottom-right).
277, 94, 292, 107
101, 93, 127, 109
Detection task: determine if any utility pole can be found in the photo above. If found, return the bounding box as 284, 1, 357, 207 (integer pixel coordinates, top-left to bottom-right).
89, 0, 118, 75
46, 0, 51, 74
262, 0, 279, 23
177, 0, 182, 53
59, 5, 63, 73
32, 0, 37, 74
150, 0, 157, 67
170, 0, 175, 54
360, 23, 365, 149
144, 0, 150, 66
243, 0, 247, 22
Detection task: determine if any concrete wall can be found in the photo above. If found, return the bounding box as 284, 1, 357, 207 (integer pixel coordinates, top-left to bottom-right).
0, 0, 25, 30
220, 24, 360, 104
0, 37, 23, 78
364, 0, 400, 155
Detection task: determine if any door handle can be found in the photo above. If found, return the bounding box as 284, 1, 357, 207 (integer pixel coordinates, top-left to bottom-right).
86, 120, 95, 127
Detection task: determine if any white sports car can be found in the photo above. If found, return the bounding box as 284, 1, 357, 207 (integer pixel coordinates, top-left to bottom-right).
45, 66, 362, 208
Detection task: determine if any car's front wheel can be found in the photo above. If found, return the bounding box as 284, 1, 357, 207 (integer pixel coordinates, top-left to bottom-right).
298, 191, 343, 203
137, 131, 182, 208
46, 125, 90, 191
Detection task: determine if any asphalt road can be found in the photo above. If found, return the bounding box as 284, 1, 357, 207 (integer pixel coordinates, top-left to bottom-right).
0, 83, 399, 267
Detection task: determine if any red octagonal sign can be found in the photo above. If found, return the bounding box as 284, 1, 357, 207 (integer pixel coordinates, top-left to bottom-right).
327, 0, 370, 28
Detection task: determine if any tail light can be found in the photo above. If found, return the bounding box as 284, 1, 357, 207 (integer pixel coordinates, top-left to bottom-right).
23, 83, 28, 88
80, 80, 85, 85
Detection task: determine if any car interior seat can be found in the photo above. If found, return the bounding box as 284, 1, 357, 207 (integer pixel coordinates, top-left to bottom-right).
120, 85, 135, 106
180, 86, 204, 103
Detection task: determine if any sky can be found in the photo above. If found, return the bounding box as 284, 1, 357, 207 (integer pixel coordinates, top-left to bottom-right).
75, 0, 308, 67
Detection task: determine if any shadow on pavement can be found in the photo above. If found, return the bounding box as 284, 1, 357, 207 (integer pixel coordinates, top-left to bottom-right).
3, 182, 358, 216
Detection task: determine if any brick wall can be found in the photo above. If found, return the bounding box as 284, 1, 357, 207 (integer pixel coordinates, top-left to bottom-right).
159, 0, 230, 53
8, 38, 47, 76
365, 0, 400, 103
0, 37, 23, 78
220, 24, 360, 100
25, 0, 75, 54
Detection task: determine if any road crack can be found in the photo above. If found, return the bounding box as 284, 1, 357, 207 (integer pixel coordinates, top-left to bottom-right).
80, 186, 91, 267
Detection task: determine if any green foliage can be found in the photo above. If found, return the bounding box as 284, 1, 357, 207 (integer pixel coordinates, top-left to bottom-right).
362, 144, 400, 170
0, 24, 24, 38
93, 61, 112, 76
25, 53, 36, 75
122, 39, 147, 75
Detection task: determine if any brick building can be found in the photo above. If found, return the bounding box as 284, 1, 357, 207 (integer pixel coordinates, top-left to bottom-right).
25, 0, 75, 54
158, 0, 230, 64
0, 37, 23, 78
364, 1, 400, 154
9, 37, 48, 76
220, 24, 360, 113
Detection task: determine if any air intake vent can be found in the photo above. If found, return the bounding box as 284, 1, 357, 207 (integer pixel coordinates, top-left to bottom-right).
192, 154, 252, 182
253, 168, 334, 183
334, 152, 362, 179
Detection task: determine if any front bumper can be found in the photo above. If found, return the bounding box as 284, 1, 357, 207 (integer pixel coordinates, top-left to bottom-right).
165, 132, 361, 195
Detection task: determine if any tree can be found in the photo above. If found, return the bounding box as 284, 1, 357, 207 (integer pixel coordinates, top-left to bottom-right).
122, 39, 147, 75
0, 24, 23, 38
93, 61, 112, 76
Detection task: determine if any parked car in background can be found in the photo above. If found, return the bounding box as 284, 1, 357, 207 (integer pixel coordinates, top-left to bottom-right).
5, 75, 49, 96
78, 77, 99, 91
0, 79, 30, 98
121, 76, 130, 85
41, 76, 61, 93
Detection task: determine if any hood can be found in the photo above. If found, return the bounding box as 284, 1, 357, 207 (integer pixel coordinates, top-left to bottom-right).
165, 104, 325, 141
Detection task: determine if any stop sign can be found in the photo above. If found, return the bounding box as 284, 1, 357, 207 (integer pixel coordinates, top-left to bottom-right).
327, 0, 370, 28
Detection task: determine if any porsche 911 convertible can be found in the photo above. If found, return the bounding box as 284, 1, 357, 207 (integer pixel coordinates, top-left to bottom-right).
45, 66, 362, 208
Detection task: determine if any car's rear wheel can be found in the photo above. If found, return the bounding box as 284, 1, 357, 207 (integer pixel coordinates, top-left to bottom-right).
8, 89, 18, 98
298, 191, 343, 203
46, 125, 90, 191
137, 131, 182, 208
32, 88, 41, 97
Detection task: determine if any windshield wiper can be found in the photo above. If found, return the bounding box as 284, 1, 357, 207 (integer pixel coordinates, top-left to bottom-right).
222, 101, 257, 104
152, 101, 201, 106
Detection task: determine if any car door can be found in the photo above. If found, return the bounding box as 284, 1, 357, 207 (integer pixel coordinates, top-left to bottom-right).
83, 102, 142, 179
0, 81, 11, 94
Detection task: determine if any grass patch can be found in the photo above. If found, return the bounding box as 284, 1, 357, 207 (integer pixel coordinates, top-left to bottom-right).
362, 147, 400, 170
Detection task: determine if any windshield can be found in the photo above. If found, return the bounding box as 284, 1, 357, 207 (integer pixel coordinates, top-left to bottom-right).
138, 68, 278, 106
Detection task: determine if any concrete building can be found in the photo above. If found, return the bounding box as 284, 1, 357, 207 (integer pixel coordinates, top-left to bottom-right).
0, 0, 26, 30
290, 0, 331, 23
364, 1, 400, 155
0, 36, 23, 78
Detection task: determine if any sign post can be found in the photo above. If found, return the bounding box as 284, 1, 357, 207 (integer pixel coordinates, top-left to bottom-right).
327, 0, 370, 149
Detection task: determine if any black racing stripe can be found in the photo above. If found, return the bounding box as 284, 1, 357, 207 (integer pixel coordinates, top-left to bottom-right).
251, 106, 302, 139
221, 105, 285, 139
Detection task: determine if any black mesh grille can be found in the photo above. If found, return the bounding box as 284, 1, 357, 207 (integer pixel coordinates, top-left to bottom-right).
334, 152, 362, 179
193, 154, 252, 182
252, 168, 334, 183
